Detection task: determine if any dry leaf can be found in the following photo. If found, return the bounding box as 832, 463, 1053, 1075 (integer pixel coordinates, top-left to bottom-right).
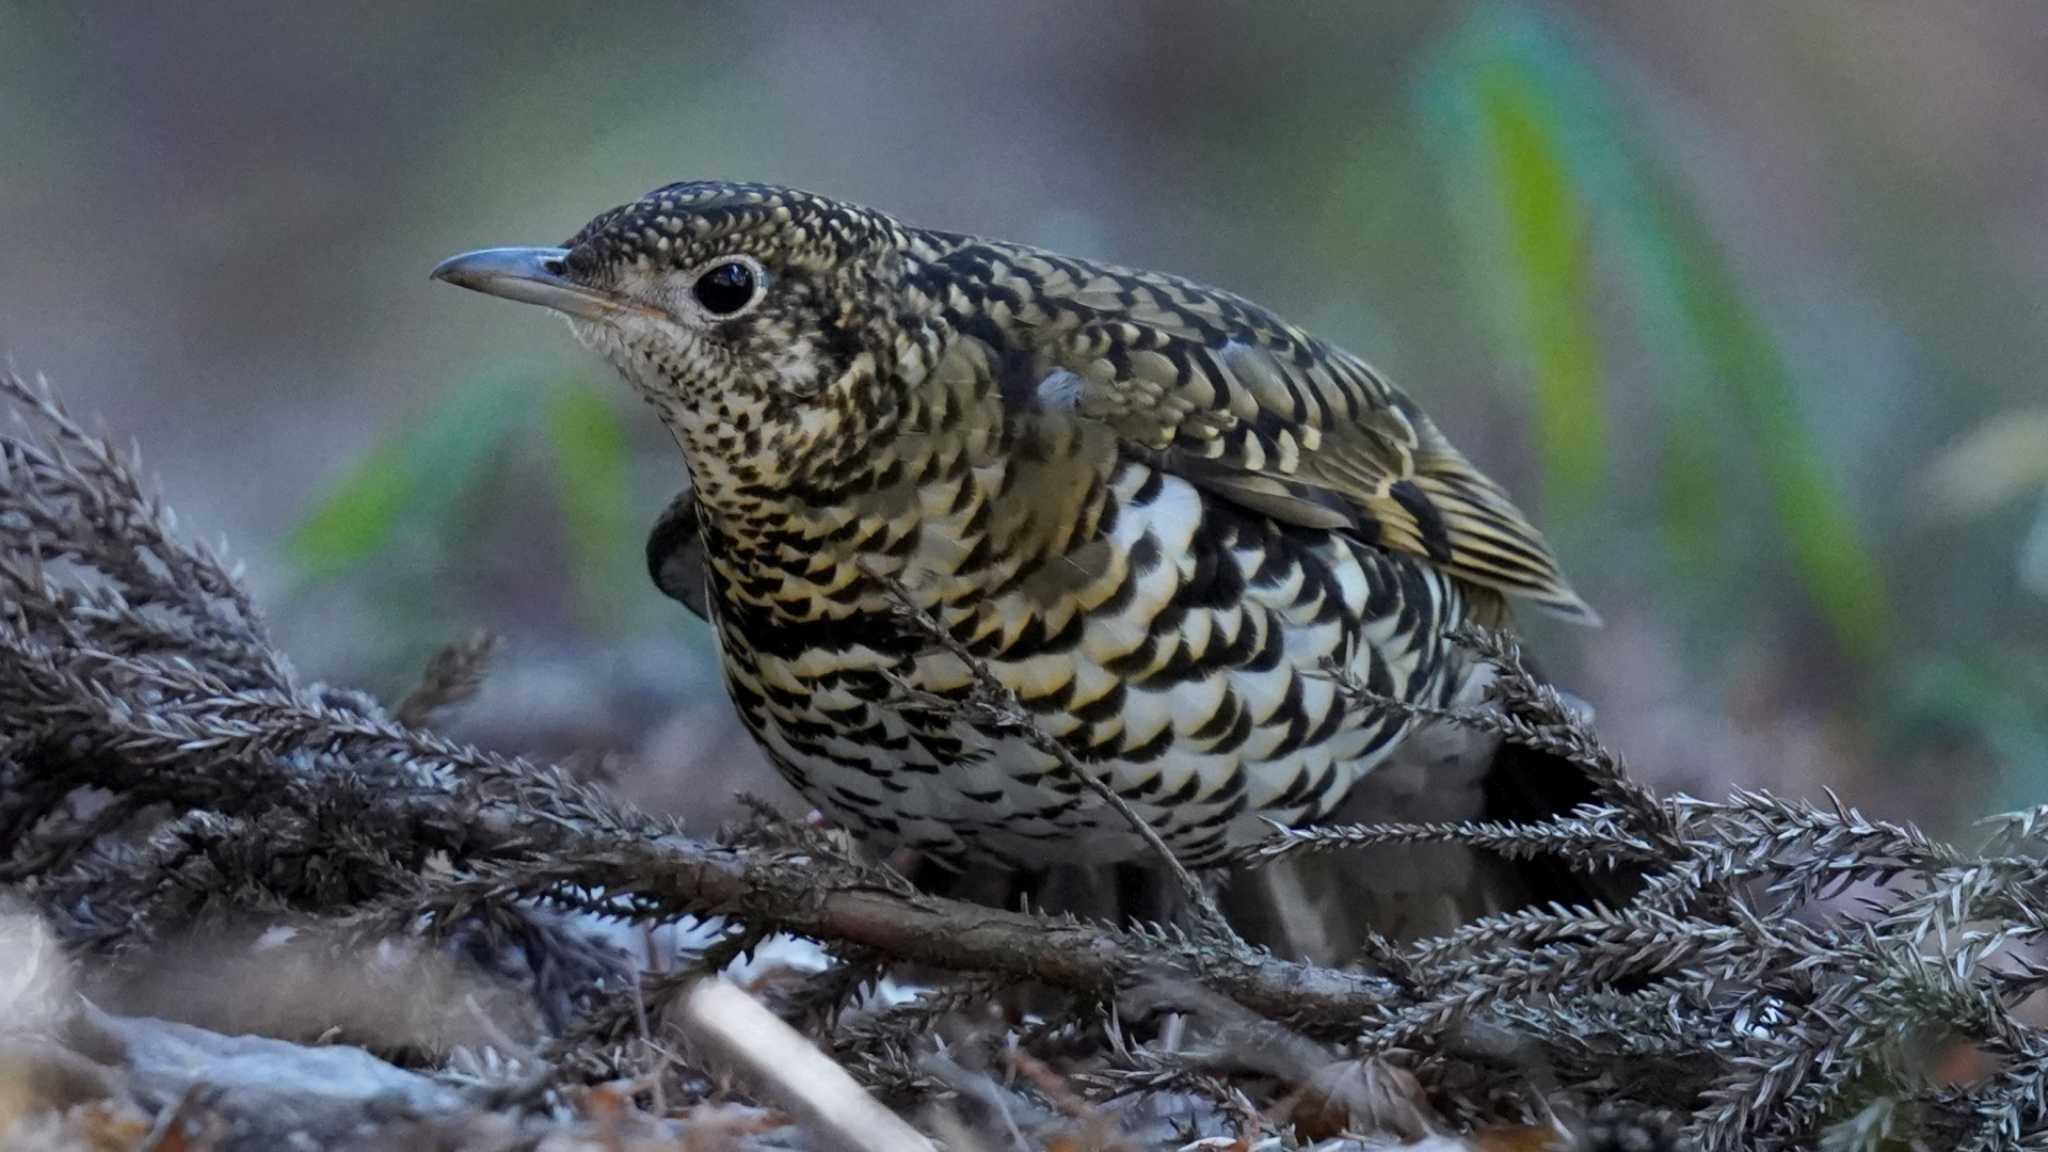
1289, 1057, 1435, 1143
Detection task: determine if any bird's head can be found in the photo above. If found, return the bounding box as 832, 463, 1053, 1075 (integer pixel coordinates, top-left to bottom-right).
434, 182, 931, 509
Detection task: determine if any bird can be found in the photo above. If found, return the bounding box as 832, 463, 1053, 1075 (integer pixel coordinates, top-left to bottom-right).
432, 181, 1607, 943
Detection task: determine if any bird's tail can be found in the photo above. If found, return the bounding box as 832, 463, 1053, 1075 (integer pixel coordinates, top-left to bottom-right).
1222, 665, 1640, 962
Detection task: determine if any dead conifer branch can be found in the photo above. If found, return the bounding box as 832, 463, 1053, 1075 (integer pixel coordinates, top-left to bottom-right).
396, 629, 501, 727
6, 371, 2048, 1150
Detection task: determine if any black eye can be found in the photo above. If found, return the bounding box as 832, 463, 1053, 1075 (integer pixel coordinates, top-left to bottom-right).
691, 260, 758, 315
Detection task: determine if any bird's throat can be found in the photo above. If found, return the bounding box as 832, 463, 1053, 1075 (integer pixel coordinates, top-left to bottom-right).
683, 404, 1123, 636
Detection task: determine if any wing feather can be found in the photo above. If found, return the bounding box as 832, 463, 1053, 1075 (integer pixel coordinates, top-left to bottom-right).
943, 241, 1597, 623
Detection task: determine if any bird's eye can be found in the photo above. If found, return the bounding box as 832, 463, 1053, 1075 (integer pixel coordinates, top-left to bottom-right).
691, 259, 759, 316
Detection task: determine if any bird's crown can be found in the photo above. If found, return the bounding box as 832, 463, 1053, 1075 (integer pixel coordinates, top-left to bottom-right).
560, 180, 911, 280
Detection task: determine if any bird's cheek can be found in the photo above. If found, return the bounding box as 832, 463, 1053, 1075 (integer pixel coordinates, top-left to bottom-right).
767, 344, 826, 400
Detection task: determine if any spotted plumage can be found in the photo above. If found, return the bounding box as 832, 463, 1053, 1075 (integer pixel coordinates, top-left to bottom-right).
435, 181, 1595, 871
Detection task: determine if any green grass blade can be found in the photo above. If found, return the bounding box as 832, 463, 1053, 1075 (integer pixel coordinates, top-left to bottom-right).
283, 367, 537, 584
1662, 213, 1894, 662
282, 437, 415, 584
1418, 1, 1890, 661
1477, 60, 1605, 517
544, 381, 633, 634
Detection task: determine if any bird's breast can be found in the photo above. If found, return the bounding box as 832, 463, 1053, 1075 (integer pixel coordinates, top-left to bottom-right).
702, 452, 1477, 866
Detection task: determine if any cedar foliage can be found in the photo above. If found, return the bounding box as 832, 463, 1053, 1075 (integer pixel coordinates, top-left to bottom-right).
2, 370, 2045, 1151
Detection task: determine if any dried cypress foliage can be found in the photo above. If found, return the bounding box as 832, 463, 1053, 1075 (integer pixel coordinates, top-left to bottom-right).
2, 369, 2045, 1151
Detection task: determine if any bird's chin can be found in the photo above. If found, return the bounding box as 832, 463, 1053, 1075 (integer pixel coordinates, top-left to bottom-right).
559, 313, 624, 374
562, 308, 645, 358
565, 313, 693, 409
558, 311, 611, 348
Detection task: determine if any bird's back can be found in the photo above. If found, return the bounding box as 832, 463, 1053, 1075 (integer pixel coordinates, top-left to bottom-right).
899, 232, 1594, 624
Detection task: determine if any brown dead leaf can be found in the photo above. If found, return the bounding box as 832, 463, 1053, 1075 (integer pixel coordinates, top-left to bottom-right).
1468, 1124, 1569, 1151
76, 1099, 155, 1151
1930, 1038, 1999, 1088
584, 1079, 638, 1119
1288, 1057, 1436, 1143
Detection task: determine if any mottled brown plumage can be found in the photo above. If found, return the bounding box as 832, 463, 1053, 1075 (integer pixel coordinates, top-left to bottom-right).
433, 181, 1595, 883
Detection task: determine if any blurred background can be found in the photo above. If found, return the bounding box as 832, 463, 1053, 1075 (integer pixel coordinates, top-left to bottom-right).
2, 1, 2043, 837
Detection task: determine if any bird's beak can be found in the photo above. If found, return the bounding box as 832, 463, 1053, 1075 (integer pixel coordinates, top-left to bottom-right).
430, 247, 656, 320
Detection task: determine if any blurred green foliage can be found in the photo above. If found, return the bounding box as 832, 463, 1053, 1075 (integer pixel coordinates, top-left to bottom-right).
284, 368, 641, 668
1476, 59, 1605, 519
1896, 655, 2048, 815
544, 382, 636, 631
1420, 2, 1889, 663
286, 367, 531, 585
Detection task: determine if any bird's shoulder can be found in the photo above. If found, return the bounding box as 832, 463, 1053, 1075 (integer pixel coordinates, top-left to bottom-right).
905, 232, 1595, 623
646, 489, 709, 620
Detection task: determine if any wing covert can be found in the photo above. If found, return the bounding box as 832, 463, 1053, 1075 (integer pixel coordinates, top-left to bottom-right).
968, 246, 1596, 624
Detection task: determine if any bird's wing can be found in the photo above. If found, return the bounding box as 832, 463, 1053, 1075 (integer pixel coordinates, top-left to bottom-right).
954, 242, 1595, 623
646, 488, 710, 620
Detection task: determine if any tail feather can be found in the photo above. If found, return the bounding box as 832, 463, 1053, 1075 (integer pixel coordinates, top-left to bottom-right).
1221, 661, 1639, 961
